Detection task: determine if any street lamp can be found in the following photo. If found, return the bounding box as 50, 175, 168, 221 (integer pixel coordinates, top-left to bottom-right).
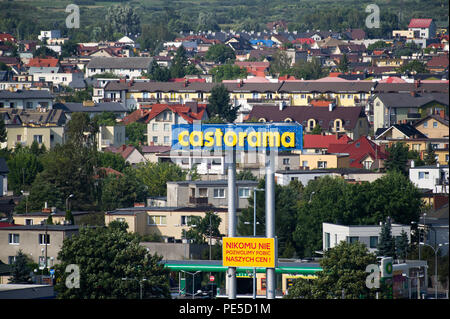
122, 277, 147, 299
21, 190, 28, 214
66, 194, 74, 212
420, 242, 448, 299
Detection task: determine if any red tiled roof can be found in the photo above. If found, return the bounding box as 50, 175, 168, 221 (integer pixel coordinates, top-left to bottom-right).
94, 167, 124, 179
327, 136, 387, 168
408, 19, 433, 28
310, 99, 334, 107
122, 103, 207, 125
105, 145, 138, 160
303, 134, 352, 149
292, 38, 315, 45
27, 58, 59, 68
0, 33, 15, 42
427, 55, 449, 68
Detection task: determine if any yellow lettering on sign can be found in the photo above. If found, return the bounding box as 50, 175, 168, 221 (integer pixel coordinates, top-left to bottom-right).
178, 131, 189, 147
247, 131, 260, 148
262, 132, 280, 147
281, 132, 295, 148
189, 131, 203, 147
224, 131, 237, 147
238, 132, 247, 147
204, 131, 215, 147
223, 237, 275, 268
214, 129, 223, 147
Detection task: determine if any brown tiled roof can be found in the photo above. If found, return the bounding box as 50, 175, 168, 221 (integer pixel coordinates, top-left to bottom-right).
248, 105, 365, 130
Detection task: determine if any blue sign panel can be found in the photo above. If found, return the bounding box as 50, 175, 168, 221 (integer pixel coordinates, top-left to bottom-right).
171, 123, 303, 152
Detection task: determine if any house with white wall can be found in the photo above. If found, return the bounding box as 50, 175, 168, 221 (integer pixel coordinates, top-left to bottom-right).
409, 163, 449, 194
322, 222, 411, 254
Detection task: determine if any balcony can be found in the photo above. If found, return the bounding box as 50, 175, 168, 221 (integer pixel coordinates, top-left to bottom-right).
189, 197, 208, 205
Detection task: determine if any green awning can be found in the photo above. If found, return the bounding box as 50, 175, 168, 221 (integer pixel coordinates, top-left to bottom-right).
164, 263, 322, 274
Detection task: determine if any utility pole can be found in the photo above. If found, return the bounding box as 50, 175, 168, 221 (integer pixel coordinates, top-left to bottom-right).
227, 147, 236, 299
265, 148, 276, 299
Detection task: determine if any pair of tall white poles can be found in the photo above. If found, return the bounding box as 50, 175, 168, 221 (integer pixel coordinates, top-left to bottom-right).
227, 148, 276, 299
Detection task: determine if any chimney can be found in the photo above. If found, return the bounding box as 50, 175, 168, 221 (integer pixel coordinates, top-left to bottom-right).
134, 203, 145, 207
411, 160, 415, 168
238, 79, 243, 88
439, 110, 445, 119
328, 103, 335, 112
190, 101, 198, 114
184, 79, 188, 87
409, 91, 416, 97
42, 202, 51, 213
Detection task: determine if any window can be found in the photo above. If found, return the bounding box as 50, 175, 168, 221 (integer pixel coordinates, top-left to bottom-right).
8, 233, 20, 244
302, 161, 308, 167
26, 101, 33, 109
16, 135, 21, 142
318, 161, 327, 168
325, 232, 331, 250
8, 256, 17, 265
116, 218, 125, 223
152, 123, 158, 131
252, 92, 259, 99
33, 135, 43, 144
239, 187, 250, 198
25, 219, 33, 225
164, 124, 170, 132
363, 160, 372, 170
347, 236, 359, 244
164, 136, 170, 144
433, 121, 438, 128
423, 122, 428, 128
283, 158, 290, 165
418, 172, 429, 179
213, 188, 225, 198
152, 136, 158, 143
370, 236, 378, 248
39, 234, 50, 245
180, 216, 191, 226
148, 215, 167, 225
198, 188, 208, 197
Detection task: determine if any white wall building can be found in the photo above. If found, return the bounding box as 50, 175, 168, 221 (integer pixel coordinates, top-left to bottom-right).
409, 164, 449, 194
322, 222, 411, 254
86, 57, 152, 78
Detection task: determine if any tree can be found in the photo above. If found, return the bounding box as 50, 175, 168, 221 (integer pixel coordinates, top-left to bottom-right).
146, 60, 171, 81
338, 53, 349, 73
100, 168, 147, 211
384, 142, 409, 175
65, 112, 99, 148
97, 151, 129, 172
0, 113, 6, 143
65, 209, 75, 225
33, 46, 58, 58
8, 250, 32, 284
286, 241, 378, 299
423, 143, 437, 165
207, 84, 240, 123
269, 50, 292, 76
61, 40, 78, 58
205, 44, 235, 64
92, 112, 117, 127
54, 224, 171, 298
169, 45, 189, 79
377, 218, 395, 258
210, 64, 247, 83
183, 211, 222, 244
310, 125, 323, 135
125, 121, 147, 147
134, 161, 187, 197
236, 170, 257, 181
290, 57, 328, 80
6, 147, 43, 195
106, 5, 141, 36
395, 230, 409, 262
399, 60, 427, 74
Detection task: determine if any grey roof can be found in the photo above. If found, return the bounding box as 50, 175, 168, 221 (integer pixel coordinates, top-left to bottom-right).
0, 158, 9, 174
0, 90, 53, 99
376, 124, 428, 139
167, 179, 259, 186
107, 206, 231, 215
54, 102, 128, 113
276, 169, 330, 175
0, 225, 79, 231
87, 57, 153, 69
375, 93, 449, 108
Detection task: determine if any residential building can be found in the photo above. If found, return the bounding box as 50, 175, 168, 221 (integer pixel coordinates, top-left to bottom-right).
322, 222, 411, 254
247, 105, 369, 140
0, 158, 8, 196
166, 179, 259, 209
409, 163, 449, 194
275, 169, 333, 186
86, 57, 153, 78
104, 206, 229, 241
0, 225, 79, 266
104, 144, 146, 166
372, 92, 449, 131
413, 113, 449, 139
421, 204, 449, 256
1, 108, 66, 149
408, 19, 436, 40
0, 90, 54, 110
299, 153, 350, 170
327, 136, 388, 170
122, 102, 208, 146
38, 30, 61, 42
97, 125, 126, 151
141, 145, 171, 163
158, 150, 226, 177
13, 210, 93, 226
53, 101, 128, 120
